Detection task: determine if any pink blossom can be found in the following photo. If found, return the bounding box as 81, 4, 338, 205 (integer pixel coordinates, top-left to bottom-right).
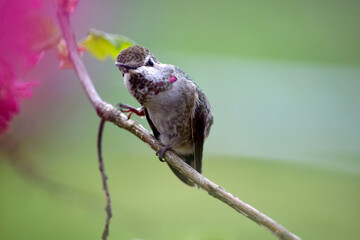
0, 58, 39, 134
56, 39, 86, 69
0, 0, 64, 134
58, 0, 79, 14
0, 0, 61, 71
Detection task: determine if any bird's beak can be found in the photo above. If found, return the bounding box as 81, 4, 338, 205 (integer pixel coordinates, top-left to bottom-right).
115, 62, 138, 69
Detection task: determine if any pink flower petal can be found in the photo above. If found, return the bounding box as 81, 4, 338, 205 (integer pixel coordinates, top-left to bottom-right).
56, 39, 86, 69
58, 0, 79, 13
0, 58, 38, 134
0, 0, 63, 135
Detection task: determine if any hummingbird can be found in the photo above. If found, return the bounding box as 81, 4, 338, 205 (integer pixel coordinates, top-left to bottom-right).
115, 45, 213, 186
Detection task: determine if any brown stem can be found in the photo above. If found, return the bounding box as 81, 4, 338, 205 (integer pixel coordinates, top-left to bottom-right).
57, 5, 301, 240
97, 119, 112, 240
57, 7, 102, 109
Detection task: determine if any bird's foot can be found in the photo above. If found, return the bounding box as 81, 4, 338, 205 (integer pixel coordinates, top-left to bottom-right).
156, 145, 171, 162
117, 103, 145, 119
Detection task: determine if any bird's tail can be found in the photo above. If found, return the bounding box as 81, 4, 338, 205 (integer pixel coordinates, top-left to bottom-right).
167, 154, 197, 187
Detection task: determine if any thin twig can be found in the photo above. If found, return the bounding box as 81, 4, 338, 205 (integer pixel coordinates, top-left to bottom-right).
57, 4, 301, 240
97, 119, 112, 240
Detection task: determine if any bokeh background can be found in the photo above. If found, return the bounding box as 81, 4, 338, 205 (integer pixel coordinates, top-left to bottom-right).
1, 0, 360, 239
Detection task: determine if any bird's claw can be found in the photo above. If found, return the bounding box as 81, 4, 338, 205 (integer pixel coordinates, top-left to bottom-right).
156, 146, 171, 162
117, 103, 145, 119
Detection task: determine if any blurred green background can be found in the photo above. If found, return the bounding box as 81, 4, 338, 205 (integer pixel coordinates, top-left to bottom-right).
1, 0, 360, 239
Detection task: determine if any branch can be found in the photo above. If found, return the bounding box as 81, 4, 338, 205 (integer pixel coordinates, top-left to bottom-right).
57, 7, 102, 107
57, 7, 301, 240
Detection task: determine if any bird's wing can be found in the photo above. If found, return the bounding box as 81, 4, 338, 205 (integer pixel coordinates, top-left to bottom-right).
144, 107, 160, 140
191, 96, 208, 174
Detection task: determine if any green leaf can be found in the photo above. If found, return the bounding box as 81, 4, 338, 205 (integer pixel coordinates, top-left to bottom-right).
81, 28, 135, 60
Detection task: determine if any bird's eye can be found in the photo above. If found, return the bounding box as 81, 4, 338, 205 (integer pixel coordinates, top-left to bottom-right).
146, 58, 154, 67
